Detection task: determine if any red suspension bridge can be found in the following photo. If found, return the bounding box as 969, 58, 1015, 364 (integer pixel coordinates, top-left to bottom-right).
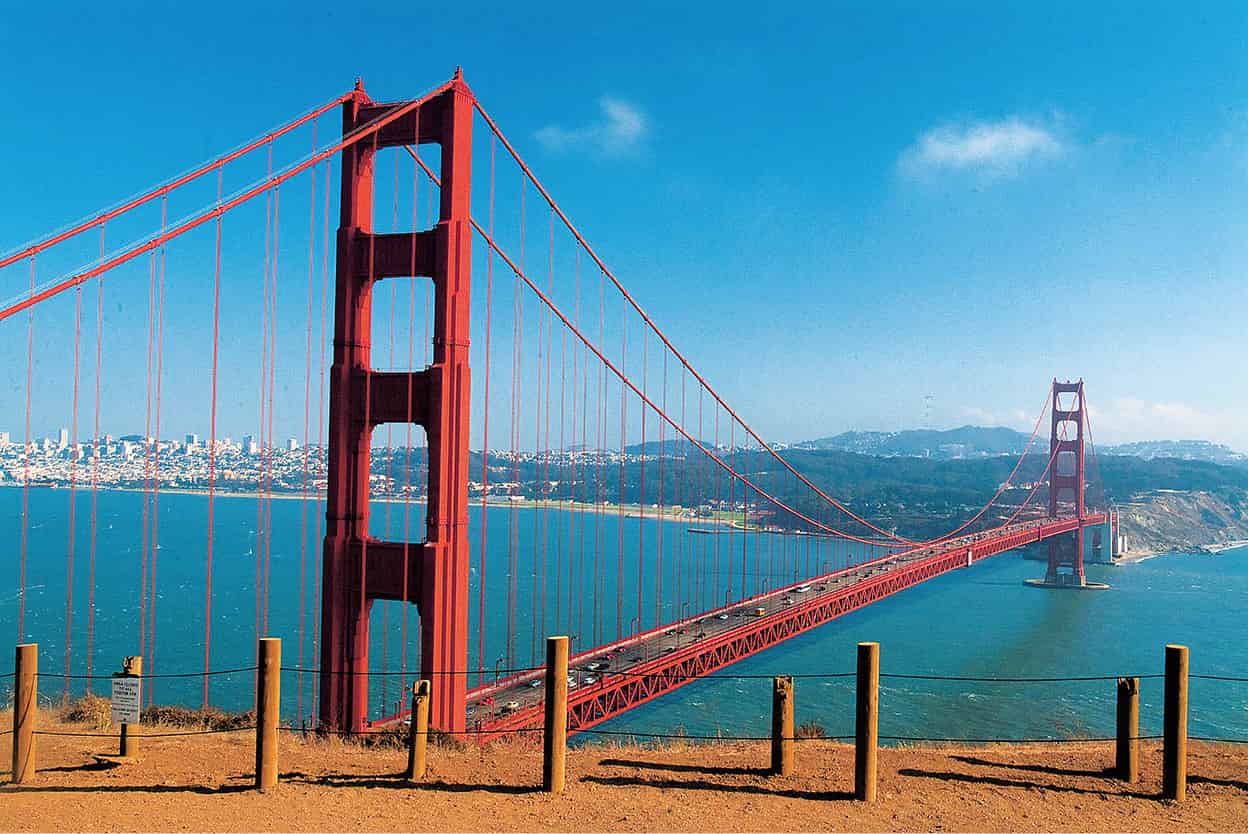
0, 71, 1114, 738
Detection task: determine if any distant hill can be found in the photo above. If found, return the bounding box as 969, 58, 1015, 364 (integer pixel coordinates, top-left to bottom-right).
794, 426, 1030, 459
1101, 439, 1248, 466
793, 426, 1247, 465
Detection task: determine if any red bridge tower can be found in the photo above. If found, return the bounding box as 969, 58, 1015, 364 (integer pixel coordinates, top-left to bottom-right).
320, 72, 474, 733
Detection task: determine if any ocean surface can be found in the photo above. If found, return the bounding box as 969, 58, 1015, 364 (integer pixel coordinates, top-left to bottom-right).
3, 485, 1246, 744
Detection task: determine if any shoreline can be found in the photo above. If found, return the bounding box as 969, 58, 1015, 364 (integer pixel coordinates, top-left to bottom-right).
1116, 540, 1248, 565
0, 483, 737, 529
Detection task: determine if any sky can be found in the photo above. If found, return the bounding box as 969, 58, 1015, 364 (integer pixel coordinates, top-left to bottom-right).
1, 1, 1246, 451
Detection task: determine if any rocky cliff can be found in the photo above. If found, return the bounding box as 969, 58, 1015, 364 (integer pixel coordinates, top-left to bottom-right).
1117, 488, 1248, 557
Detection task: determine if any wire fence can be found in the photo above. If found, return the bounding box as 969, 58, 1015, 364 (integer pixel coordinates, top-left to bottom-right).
6, 659, 1248, 748
11, 666, 1248, 683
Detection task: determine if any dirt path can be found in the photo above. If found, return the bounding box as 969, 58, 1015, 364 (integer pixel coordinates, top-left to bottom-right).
2, 712, 1246, 832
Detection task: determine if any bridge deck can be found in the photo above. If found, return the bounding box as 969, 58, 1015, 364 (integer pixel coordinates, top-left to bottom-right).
454, 513, 1105, 737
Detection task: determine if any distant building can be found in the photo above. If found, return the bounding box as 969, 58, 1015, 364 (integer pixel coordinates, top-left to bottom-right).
285, 438, 299, 452
57, 427, 69, 448
0, 431, 9, 447
243, 434, 259, 455
185, 433, 200, 448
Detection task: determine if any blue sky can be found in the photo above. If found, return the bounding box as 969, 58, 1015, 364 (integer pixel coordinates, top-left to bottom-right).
1, 1, 1246, 450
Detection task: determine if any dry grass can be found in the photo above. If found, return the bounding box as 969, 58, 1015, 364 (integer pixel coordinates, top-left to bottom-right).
61, 693, 113, 730
140, 703, 255, 731
57, 696, 255, 733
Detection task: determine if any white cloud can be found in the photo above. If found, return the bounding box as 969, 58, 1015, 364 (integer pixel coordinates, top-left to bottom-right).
1086, 398, 1240, 448
962, 398, 1243, 452
901, 117, 1064, 176
959, 406, 1032, 430
535, 98, 646, 156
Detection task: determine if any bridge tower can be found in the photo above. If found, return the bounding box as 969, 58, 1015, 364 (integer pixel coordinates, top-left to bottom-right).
319, 72, 474, 734
1045, 379, 1086, 586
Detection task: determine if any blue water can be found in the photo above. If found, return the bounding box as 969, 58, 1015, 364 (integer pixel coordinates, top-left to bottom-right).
3, 486, 1246, 744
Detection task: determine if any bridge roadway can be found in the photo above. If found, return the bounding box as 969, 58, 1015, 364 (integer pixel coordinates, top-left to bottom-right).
409, 512, 1104, 737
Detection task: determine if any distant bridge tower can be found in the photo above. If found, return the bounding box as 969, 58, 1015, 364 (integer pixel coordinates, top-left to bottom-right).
319, 72, 474, 734
1045, 379, 1087, 586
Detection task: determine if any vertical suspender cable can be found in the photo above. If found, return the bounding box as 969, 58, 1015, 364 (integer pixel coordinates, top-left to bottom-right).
297, 124, 319, 723
617, 302, 627, 641
88, 229, 105, 690
357, 132, 379, 712
255, 145, 273, 673
637, 330, 646, 632
594, 270, 605, 649
18, 257, 34, 642
657, 348, 666, 628
263, 186, 281, 635
140, 249, 156, 660
313, 154, 333, 719
556, 298, 567, 634
476, 130, 495, 682
149, 197, 168, 703
543, 208, 555, 642
64, 278, 83, 698
204, 170, 224, 707
570, 249, 582, 640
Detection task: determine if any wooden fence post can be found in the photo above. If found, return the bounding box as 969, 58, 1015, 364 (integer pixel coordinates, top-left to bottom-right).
12, 643, 37, 784
855, 642, 879, 802
118, 655, 142, 758
1163, 644, 1188, 801
255, 637, 281, 791
771, 675, 794, 776
1115, 676, 1139, 782
543, 635, 569, 794
405, 679, 431, 780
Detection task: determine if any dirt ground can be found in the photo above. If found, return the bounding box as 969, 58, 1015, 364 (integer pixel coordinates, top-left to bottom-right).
2, 709, 1246, 832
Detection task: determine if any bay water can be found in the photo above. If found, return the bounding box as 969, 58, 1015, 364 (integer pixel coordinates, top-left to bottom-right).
3, 486, 1245, 744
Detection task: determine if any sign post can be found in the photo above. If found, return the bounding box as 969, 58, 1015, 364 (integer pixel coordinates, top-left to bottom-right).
113, 656, 143, 757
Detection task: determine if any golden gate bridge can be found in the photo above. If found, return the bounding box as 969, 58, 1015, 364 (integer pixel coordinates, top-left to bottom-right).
0, 70, 1114, 739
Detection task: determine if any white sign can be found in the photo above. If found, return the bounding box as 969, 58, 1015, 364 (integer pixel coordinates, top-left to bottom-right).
111, 676, 142, 725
